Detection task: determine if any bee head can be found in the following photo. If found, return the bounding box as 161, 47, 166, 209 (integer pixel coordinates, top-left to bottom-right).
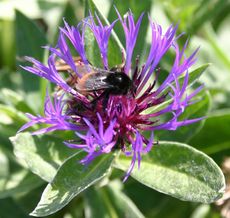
105, 72, 132, 95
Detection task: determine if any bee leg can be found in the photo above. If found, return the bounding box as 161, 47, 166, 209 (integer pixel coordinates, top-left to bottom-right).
90, 91, 108, 110
90, 98, 98, 110
102, 91, 110, 111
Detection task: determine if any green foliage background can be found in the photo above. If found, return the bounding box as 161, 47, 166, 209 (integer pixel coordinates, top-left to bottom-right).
0, 0, 230, 217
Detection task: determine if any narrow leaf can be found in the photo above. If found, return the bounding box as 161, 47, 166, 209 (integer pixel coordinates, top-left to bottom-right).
190, 109, 230, 155
84, 182, 144, 218
15, 10, 47, 60
0, 88, 34, 113
0, 170, 43, 199
0, 198, 30, 218
0, 149, 9, 178
105, 181, 145, 218
162, 63, 210, 96
108, 0, 152, 59
84, 0, 124, 67
0, 104, 28, 126
158, 89, 211, 142
15, 10, 48, 112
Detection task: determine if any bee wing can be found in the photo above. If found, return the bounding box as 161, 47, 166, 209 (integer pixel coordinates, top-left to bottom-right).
55, 60, 92, 76
76, 71, 113, 92
55, 58, 110, 77
55, 57, 114, 92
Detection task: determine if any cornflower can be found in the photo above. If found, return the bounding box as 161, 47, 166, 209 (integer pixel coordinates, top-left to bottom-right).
19, 9, 203, 181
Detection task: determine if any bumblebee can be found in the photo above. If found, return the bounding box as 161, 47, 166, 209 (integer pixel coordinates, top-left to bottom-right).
56, 58, 133, 109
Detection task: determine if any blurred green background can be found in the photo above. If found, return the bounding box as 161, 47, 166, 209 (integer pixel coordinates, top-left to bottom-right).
0, 0, 230, 217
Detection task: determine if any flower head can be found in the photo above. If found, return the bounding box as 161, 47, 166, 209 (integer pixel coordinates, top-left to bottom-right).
19, 9, 204, 181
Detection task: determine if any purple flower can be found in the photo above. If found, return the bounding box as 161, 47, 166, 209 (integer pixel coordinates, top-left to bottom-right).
84, 13, 118, 69
21, 55, 76, 94
65, 113, 117, 165
18, 91, 81, 135
115, 8, 144, 74
60, 19, 88, 65
19, 9, 204, 181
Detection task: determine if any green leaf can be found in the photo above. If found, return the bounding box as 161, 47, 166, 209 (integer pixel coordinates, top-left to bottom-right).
160, 0, 226, 35
143, 63, 210, 116
114, 141, 225, 203
124, 180, 195, 218
162, 63, 210, 96
14, 185, 57, 217
158, 89, 211, 142
0, 19, 15, 69
191, 33, 230, 95
185, 63, 210, 87
30, 152, 115, 217
108, 0, 152, 59
203, 24, 230, 70
105, 181, 145, 218
189, 0, 227, 35
84, 0, 124, 68
84, 187, 112, 218
0, 69, 21, 90
53, 1, 79, 43
190, 204, 211, 218
84, 181, 144, 218
212, 3, 230, 30
0, 149, 9, 178
190, 109, 230, 155
0, 88, 34, 113
15, 10, 48, 112
0, 198, 30, 218
0, 104, 28, 126
10, 132, 75, 182
15, 10, 47, 61
0, 169, 43, 199
0, 111, 13, 125
84, 26, 103, 67
160, 0, 199, 33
